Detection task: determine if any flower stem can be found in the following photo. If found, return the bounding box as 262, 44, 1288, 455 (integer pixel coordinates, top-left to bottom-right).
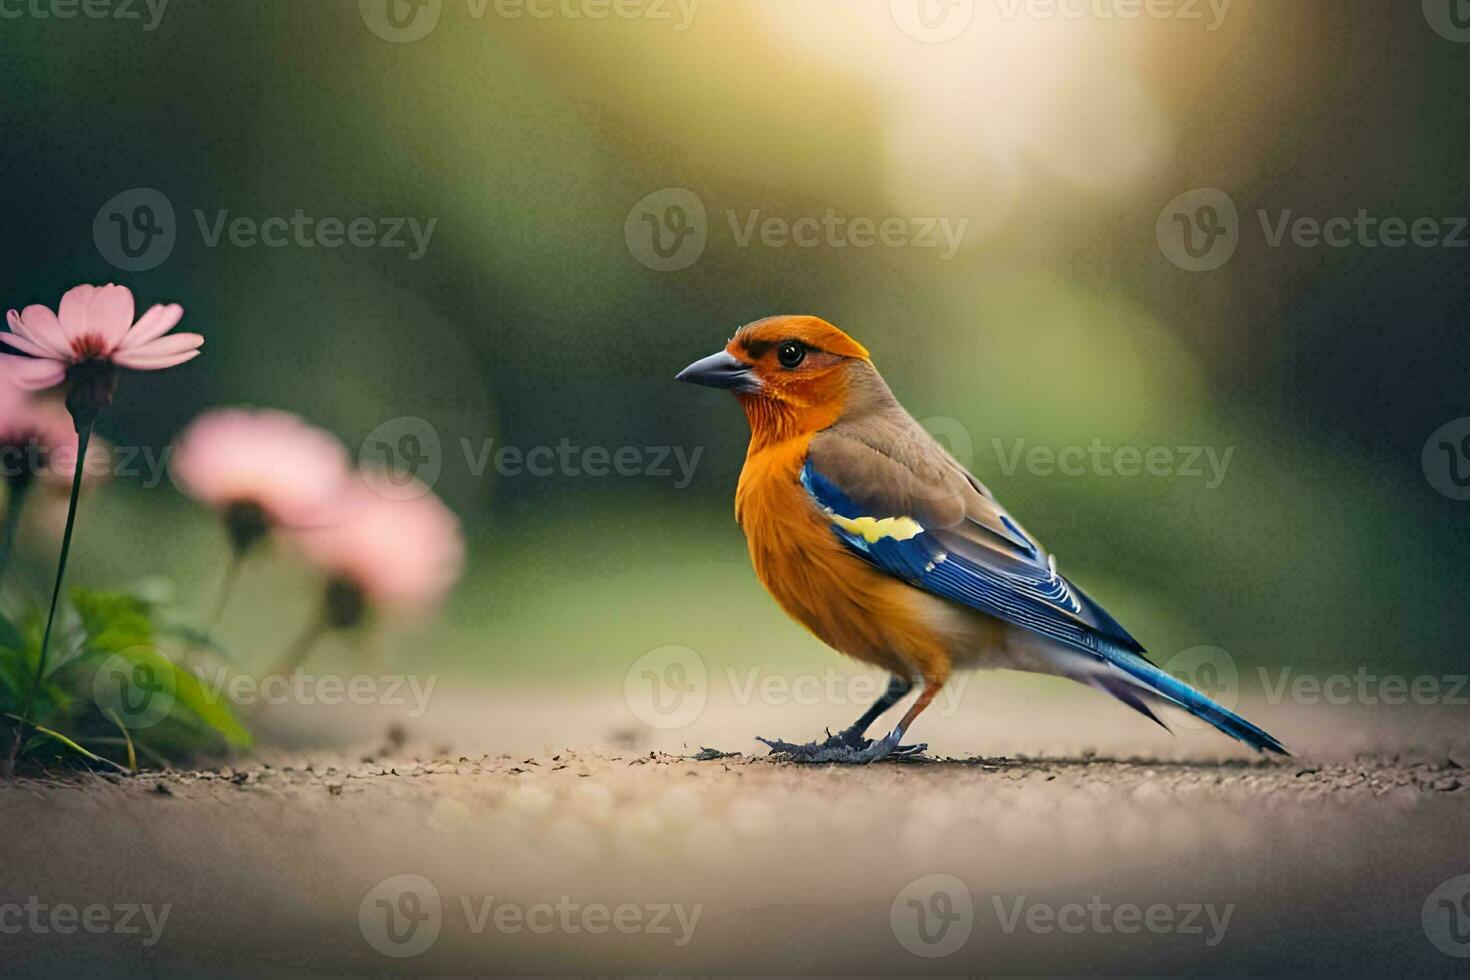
0, 479, 31, 589
206, 551, 246, 631
272, 613, 327, 677
4, 423, 92, 777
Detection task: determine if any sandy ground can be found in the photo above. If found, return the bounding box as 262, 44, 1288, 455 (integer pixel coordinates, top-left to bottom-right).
2, 681, 1468, 976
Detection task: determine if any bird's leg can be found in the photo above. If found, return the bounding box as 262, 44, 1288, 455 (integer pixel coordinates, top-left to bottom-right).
853, 666, 949, 763
832, 673, 914, 748
758, 673, 931, 763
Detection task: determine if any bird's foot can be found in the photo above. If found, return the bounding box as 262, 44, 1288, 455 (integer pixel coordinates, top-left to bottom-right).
756, 727, 928, 764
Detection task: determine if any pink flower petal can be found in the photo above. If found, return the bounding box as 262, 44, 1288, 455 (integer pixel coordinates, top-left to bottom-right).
87, 284, 135, 353
0, 331, 56, 359
10, 305, 70, 358
118, 332, 203, 361
0, 354, 67, 391
111, 348, 201, 371
118, 304, 185, 351
56, 285, 96, 337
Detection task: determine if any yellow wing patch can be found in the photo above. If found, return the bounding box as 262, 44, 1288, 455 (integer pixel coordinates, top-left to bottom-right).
826, 510, 924, 543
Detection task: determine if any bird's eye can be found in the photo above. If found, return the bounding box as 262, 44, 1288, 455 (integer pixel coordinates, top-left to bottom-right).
777, 341, 806, 369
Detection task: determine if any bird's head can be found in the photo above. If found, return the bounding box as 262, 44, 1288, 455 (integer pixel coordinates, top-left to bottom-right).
676, 315, 872, 441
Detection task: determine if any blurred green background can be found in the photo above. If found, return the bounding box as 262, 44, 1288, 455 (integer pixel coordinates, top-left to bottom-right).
2, 0, 1467, 695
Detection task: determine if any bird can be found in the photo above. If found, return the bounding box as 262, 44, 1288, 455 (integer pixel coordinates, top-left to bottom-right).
676, 314, 1287, 763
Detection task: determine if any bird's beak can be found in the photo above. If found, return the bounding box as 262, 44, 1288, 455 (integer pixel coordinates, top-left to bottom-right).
675, 349, 759, 393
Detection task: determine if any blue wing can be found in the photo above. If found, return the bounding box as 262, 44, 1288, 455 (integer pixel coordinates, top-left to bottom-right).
799, 453, 1286, 755
800, 461, 1138, 657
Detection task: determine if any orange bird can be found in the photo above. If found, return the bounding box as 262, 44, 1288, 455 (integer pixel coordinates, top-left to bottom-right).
677, 315, 1286, 762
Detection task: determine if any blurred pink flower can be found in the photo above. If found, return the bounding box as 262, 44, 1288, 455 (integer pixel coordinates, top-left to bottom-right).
297, 476, 465, 618
0, 390, 81, 486
1, 283, 202, 391
171, 408, 351, 547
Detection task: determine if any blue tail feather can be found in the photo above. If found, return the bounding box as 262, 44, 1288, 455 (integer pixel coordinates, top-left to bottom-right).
1098, 643, 1289, 756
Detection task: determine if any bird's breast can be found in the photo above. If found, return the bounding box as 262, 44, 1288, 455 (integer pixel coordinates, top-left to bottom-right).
734, 436, 953, 677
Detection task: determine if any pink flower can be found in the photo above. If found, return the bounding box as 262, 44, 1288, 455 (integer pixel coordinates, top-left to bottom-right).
0, 390, 81, 487
1, 283, 202, 392
297, 476, 465, 618
171, 409, 351, 541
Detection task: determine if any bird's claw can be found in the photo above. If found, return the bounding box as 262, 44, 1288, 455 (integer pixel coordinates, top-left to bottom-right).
756, 727, 928, 764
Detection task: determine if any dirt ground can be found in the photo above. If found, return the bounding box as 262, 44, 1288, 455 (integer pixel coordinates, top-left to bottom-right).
2, 683, 1468, 976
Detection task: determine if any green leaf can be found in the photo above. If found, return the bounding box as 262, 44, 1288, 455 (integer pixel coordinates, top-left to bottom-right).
70, 589, 153, 656
155, 621, 241, 663
5, 713, 128, 773
71, 588, 252, 749
0, 608, 23, 656
158, 655, 252, 749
